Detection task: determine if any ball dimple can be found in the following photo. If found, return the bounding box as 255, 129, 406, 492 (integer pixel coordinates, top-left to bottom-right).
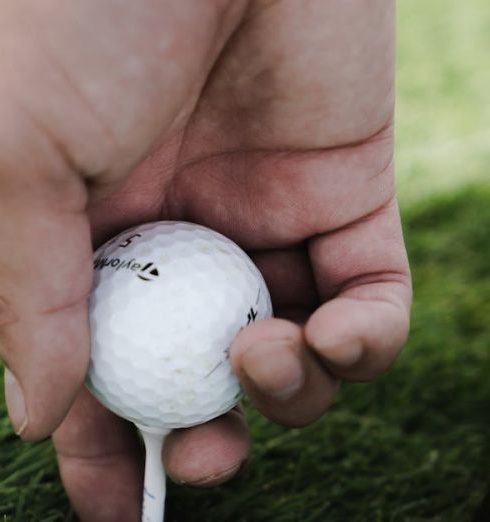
87, 221, 272, 430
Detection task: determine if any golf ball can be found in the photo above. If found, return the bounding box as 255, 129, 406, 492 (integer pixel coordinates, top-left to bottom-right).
87, 221, 272, 431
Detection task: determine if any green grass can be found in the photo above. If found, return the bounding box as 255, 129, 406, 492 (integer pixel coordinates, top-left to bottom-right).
3, 0, 490, 520
396, 0, 490, 203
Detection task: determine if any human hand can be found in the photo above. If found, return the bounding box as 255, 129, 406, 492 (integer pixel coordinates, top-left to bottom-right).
0, 1, 410, 520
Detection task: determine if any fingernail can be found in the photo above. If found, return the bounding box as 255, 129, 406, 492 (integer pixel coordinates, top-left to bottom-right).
4, 368, 28, 436
182, 461, 244, 487
241, 341, 304, 401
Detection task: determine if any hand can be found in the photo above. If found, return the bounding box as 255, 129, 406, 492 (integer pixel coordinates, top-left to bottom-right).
0, 1, 410, 520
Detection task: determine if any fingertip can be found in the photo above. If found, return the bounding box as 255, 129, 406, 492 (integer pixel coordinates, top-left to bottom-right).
305, 297, 410, 380
230, 318, 303, 367
230, 318, 306, 401
163, 408, 250, 487
4, 305, 90, 441
230, 318, 338, 427
239, 340, 304, 401
305, 308, 364, 368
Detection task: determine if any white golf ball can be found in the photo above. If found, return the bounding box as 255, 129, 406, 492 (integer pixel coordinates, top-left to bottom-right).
86, 221, 272, 431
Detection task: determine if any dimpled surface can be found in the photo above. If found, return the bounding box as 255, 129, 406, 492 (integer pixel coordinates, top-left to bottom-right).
87, 221, 272, 431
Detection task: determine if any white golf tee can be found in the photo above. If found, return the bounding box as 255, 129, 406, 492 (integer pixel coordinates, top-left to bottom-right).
138, 426, 171, 522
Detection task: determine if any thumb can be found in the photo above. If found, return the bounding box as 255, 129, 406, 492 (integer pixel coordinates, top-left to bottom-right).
1, 160, 92, 441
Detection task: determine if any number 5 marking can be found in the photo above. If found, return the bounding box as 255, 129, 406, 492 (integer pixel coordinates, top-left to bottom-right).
119, 233, 142, 248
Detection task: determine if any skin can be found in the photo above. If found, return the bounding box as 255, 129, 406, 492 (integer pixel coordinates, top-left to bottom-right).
0, 1, 411, 520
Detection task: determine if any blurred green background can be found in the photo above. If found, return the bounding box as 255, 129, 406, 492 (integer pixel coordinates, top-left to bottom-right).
396, 0, 490, 203
2, 1, 490, 520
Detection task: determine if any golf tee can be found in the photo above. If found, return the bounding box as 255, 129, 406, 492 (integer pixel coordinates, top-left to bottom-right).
138, 427, 170, 522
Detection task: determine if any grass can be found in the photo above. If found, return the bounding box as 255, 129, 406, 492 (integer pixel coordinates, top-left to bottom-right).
2, 0, 490, 520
